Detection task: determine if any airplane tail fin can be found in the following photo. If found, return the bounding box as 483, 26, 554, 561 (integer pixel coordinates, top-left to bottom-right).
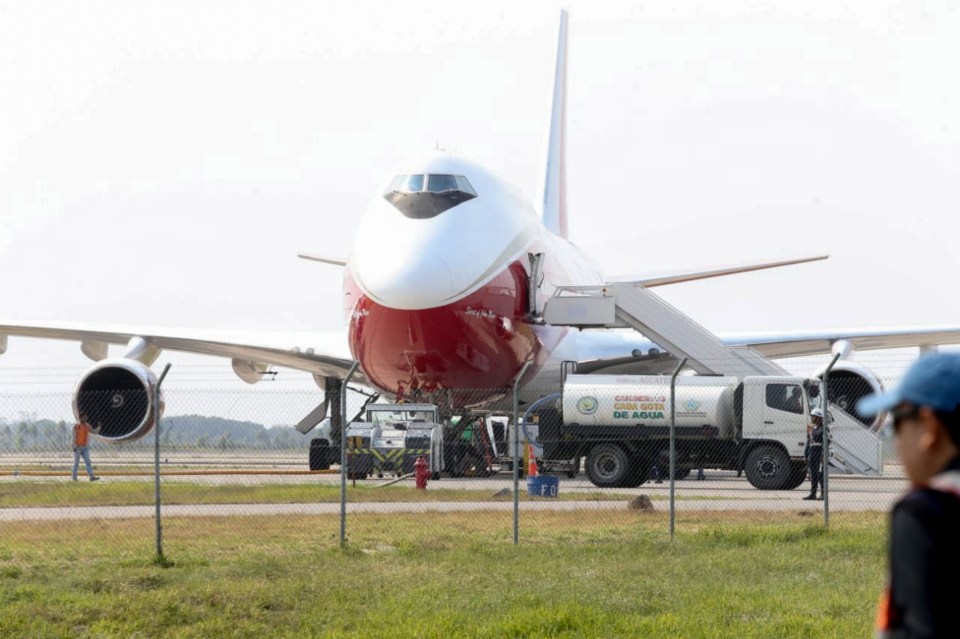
539, 9, 569, 239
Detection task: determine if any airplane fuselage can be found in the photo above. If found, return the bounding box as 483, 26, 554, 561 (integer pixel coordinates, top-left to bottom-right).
343, 153, 604, 403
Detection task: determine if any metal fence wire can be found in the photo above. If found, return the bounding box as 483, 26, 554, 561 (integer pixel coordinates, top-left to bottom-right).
0, 353, 925, 552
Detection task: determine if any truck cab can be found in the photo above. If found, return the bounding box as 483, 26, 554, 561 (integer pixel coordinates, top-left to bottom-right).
736, 376, 818, 490
741, 377, 812, 458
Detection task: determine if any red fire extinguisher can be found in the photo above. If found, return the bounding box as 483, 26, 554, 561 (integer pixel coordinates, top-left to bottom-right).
414, 455, 430, 490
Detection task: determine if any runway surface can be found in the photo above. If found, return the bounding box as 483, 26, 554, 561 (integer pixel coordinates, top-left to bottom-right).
0, 467, 910, 521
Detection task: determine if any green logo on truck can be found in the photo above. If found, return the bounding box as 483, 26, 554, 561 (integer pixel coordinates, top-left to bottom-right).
577, 396, 598, 415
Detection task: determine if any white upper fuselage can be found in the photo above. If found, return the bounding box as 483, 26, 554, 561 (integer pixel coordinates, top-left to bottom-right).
349, 153, 600, 309
342, 152, 616, 401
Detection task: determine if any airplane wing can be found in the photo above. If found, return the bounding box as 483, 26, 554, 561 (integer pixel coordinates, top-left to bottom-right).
0, 320, 360, 383
569, 325, 960, 377
605, 255, 829, 288
297, 253, 347, 266
722, 326, 960, 359
6, 320, 960, 382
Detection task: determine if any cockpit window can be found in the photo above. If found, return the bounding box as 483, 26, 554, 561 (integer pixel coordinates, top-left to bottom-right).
384, 174, 477, 219
426, 174, 458, 193
390, 174, 424, 193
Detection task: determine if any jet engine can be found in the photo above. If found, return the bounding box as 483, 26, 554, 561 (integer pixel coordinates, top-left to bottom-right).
814, 360, 885, 430
73, 358, 162, 442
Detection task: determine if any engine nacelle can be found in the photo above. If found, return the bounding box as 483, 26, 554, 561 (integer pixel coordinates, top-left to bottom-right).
814, 360, 885, 430
73, 358, 163, 442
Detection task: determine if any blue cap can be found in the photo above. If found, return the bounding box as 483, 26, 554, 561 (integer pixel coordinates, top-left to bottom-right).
858, 353, 960, 416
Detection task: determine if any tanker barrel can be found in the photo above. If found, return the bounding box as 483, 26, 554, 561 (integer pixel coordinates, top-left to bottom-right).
561, 374, 739, 438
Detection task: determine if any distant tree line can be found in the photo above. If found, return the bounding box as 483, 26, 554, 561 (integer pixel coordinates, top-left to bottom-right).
0, 415, 312, 451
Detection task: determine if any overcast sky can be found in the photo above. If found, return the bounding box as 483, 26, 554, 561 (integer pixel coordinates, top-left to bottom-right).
1, 1, 958, 417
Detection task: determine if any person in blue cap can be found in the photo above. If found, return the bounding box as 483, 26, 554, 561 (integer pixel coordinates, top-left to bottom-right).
857, 352, 960, 638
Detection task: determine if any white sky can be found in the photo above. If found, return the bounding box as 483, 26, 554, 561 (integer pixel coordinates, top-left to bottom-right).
1, 0, 959, 414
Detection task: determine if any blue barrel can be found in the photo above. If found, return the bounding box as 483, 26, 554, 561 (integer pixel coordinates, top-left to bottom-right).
526, 475, 560, 497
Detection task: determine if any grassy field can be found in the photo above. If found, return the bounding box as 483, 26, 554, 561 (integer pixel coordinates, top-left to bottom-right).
0, 511, 886, 638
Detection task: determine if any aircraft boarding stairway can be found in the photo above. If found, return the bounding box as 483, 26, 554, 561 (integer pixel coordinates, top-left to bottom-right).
542, 284, 883, 476
821, 407, 884, 476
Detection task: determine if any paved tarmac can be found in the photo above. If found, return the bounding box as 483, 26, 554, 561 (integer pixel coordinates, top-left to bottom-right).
0, 468, 910, 522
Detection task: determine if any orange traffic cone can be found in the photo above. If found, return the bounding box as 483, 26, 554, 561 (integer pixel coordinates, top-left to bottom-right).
527, 445, 539, 477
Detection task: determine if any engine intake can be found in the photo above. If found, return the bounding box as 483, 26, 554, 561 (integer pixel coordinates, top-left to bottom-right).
815, 361, 885, 430
73, 359, 162, 442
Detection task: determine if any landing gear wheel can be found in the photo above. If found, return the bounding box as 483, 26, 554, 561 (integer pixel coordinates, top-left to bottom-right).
308, 440, 331, 471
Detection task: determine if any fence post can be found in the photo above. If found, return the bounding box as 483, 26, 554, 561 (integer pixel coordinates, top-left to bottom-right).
340, 362, 359, 548
153, 363, 172, 562
822, 352, 841, 528
669, 357, 687, 541
513, 361, 532, 546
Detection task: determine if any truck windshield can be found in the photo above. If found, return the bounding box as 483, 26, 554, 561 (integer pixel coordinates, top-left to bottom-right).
766, 384, 804, 415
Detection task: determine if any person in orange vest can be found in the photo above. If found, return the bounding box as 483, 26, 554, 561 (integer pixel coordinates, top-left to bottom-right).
858, 353, 960, 638
72, 413, 101, 482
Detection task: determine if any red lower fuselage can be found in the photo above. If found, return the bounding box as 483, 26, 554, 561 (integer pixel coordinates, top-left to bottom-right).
346, 260, 565, 403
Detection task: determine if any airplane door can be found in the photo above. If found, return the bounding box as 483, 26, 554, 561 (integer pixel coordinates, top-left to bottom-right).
527, 252, 543, 317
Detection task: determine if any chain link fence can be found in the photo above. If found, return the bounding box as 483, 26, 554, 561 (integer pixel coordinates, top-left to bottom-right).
0, 353, 922, 554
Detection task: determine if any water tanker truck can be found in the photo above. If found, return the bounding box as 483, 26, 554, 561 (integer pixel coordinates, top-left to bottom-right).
539, 374, 823, 490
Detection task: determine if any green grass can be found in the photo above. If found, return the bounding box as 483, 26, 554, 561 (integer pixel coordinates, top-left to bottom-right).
0, 481, 733, 508
0, 511, 886, 638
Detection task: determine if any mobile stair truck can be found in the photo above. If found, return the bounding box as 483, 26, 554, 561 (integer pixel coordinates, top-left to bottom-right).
540, 373, 854, 490
539, 283, 884, 489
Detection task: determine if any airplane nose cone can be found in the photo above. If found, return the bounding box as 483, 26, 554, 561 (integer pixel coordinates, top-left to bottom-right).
348, 152, 541, 311
352, 248, 457, 310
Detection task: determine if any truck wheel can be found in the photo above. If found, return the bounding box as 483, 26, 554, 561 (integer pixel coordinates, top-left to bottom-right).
653, 448, 689, 481
784, 461, 807, 491
586, 444, 633, 488
623, 458, 650, 488
744, 445, 792, 490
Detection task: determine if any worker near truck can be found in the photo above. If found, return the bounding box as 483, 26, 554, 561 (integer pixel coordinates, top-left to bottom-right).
802, 408, 824, 500
857, 352, 960, 638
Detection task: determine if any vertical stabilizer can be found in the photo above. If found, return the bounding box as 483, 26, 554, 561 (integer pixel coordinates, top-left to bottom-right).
540, 9, 568, 238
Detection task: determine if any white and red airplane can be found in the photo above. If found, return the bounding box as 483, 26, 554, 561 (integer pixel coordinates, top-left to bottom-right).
3, 11, 960, 441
